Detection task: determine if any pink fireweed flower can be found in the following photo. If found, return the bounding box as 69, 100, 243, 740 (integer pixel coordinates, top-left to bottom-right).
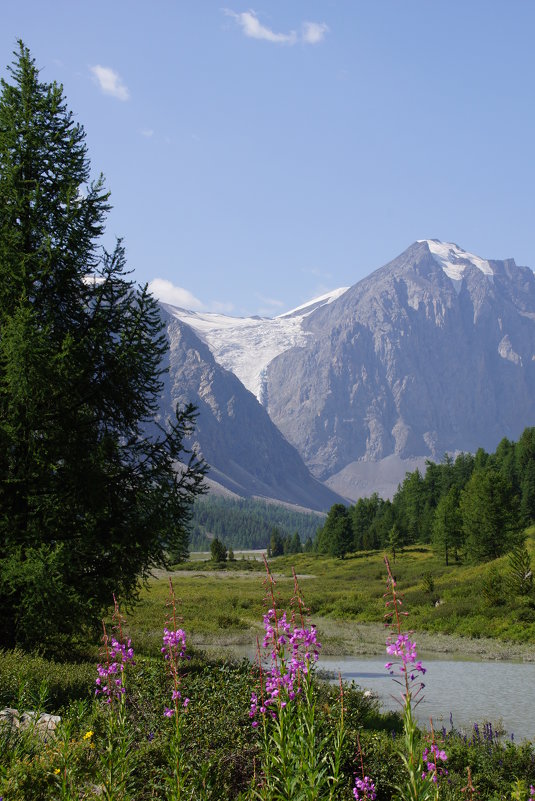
353, 775, 377, 800
161, 578, 189, 726
161, 628, 187, 659
249, 607, 321, 726
95, 635, 135, 702
162, 622, 189, 718
385, 633, 426, 703
421, 744, 448, 783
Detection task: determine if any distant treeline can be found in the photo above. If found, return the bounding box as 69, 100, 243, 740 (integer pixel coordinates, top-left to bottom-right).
188, 496, 323, 551
315, 427, 535, 563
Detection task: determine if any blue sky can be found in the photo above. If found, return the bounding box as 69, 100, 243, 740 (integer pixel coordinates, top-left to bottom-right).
2, 2, 535, 317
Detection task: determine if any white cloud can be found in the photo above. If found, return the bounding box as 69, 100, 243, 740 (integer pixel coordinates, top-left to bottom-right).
302, 21, 329, 44
140, 128, 154, 138
148, 279, 203, 310
225, 9, 297, 44
90, 65, 130, 101
224, 10, 329, 46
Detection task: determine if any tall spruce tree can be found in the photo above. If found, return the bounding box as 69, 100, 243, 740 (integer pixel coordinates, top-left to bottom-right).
432, 486, 463, 565
0, 43, 206, 649
459, 467, 520, 563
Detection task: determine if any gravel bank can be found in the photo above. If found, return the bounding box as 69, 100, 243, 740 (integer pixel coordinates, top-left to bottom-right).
314, 619, 535, 662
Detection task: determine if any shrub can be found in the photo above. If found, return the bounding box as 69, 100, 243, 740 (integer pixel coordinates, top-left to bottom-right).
0, 649, 94, 710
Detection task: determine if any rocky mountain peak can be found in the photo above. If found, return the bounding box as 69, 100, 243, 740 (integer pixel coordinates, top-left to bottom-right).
159, 240, 535, 502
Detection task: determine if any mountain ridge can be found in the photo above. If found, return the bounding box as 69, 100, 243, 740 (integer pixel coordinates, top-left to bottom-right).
158, 240, 535, 501
266, 240, 535, 487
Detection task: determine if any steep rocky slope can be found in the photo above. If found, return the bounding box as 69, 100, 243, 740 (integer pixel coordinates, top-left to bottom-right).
161, 240, 535, 500
265, 240, 535, 492
158, 308, 344, 511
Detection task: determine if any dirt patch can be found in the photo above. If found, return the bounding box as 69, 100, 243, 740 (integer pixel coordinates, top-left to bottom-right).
151, 569, 316, 581
187, 618, 535, 663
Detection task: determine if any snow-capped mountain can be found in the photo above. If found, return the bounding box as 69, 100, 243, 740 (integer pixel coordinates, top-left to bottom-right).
265, 239, 535, 497
161, 287, 348, 405
160, 240, 535, 501
420, 239, 495, 281
157, 306, 345, 511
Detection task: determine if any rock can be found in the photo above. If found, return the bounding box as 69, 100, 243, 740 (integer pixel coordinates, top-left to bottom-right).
0, 707, 61, 736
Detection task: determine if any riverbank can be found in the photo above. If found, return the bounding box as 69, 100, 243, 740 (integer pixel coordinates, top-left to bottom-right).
188, 617, 535, 663
312, 619, 535, 661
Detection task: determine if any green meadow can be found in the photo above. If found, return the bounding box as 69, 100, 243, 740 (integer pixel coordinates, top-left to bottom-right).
128, 527, 535, 660
2, 540, 535, 799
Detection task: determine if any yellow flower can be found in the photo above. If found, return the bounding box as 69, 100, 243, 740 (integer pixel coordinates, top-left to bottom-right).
54, 768, 61, 775
83, 730, 94, 740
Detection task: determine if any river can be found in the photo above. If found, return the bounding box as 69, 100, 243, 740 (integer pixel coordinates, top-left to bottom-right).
320, 653, 535, 742
212, 642, 535, 742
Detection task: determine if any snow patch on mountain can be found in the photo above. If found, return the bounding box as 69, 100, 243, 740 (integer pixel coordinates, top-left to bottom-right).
420, 239, 494, 281
278, 287, 349, 319
162, 287, 348, 404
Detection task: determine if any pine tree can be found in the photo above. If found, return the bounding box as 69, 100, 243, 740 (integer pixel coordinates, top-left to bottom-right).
388, 523, 402, 562
517, 428, 535, 524
395, 468, 424, 544
432, 486, 463, 565
459, 467, 520, 563
268, 527, 284, 557
0, 43, 206, 649
315, 504, 352, 559
210, 538, 227, 563
288, 531, 302, 554
506, 541, 533, 597
520, 461, 535, 524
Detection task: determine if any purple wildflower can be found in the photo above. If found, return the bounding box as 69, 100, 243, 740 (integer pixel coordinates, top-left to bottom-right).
421, 743, 448, 783
95, 636, 135, 702
385, 633, 426, 703
353, 775, 376, 800
162, 627, 189, 717
250, 611, 321, 725
249, 566, 322, 728
162, 627, 187, 659
162, 581, 190, 720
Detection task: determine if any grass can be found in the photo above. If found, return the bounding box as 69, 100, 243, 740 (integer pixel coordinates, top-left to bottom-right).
1, 544, 535, 799
128, 530, 535, 658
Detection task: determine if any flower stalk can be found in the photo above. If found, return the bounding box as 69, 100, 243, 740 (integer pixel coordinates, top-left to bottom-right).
95, 598, 135, 801
162, 578, 190, 801
384, 556, 447, 801
249, 558, 329, 800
